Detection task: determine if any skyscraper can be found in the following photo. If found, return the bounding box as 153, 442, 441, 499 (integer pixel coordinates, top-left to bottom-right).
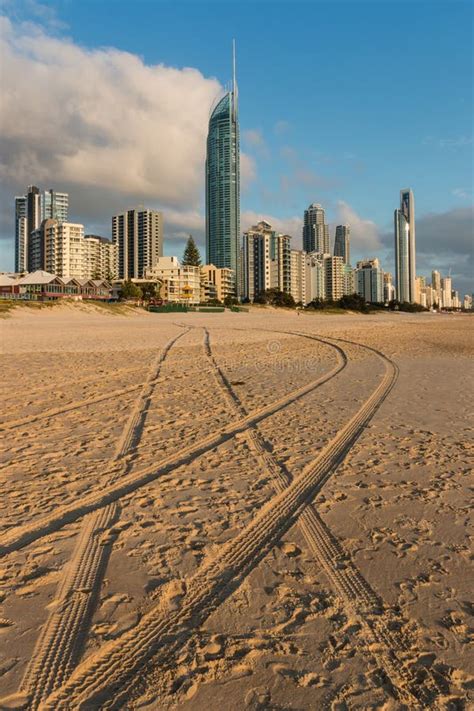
14, 185, 41, 272
112, 208, 163, 279
42, 189, 69, 222
334, 225, 350, 265
394, 189, 416, 302
303, 204, 329, 254
206, 42, 240, 295
14, 195, 27, 272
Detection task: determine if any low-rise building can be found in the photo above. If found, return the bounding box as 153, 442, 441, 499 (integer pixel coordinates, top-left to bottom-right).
0, 271, 111, 300
146, 257, 201, 305
200, 264, 235, 303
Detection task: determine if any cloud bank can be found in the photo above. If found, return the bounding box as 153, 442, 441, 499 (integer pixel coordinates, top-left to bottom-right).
0, 16, 227, 263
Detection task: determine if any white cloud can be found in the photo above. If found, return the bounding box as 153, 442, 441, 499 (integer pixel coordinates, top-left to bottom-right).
274, 120, 289, 136
452, 187, 471, 200
0, 16, 223, 250
333, 200, 381, 252
241, 210, 303, 243
243, 129, 264, 147
240, 152, 257, 188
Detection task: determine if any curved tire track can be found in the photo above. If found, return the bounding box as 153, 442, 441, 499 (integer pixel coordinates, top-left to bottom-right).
204, 327, 442, 708
41, 332, 399, 709
0, 336, 346, 558
9, 330, 188, 710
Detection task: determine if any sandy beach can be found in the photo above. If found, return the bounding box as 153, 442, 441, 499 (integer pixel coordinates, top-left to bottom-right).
0, 306, 472, 710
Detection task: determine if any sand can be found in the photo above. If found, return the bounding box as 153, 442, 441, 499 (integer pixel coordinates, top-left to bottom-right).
0, 305, 472, 710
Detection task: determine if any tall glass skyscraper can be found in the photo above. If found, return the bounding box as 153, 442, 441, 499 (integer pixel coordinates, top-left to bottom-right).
303, 203, 329, 254
394, 188, 416, 303
206, 42, 240, 295
334, 224, 351, 265
42, 189, 69, 223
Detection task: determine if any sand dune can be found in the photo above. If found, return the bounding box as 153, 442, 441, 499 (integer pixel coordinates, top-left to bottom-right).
0, 307, 472, 709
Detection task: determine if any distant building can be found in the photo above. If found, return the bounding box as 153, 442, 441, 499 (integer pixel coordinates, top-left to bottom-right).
356, 258, 384, 303
206, 44, 240, 294
305, 252, 325, 303
441, 276, 452, 308
343, 264, 356, 296
290, 249, 306, 305
242, 221, 291, 301
146, 256, 201, 305
42, 189, 69, 222
334, 225, 350, 265
15, 186, 41, 272
112, 208, 163, 279
394, 188, 416, 302
324, 255, 344, 301
303, 203, 329, 254
463, 294, 472, 310
200, 264, 235, 302
383, 272, 395, 303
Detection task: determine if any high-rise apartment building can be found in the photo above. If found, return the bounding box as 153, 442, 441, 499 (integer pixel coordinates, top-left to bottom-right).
290, 249, 307, 305
42, 189, 69, 222
343, 264, 356, 296
394, 188, 416, 302
84, 235, 117, 280
431, 269, 441, 292
30, 221, 85, 278
324, 255, 344, 301
242, 221, 291, 301
303, 204, 329, 254
30, 222, 116, 280
112, 208, 163, 279
356, 258, 384, 303
441, 276, 452, 308
383, 272, 395, 303
305, 253, 325, 302
206, 43, 240, 295
14, 186, 41, 272
14, 196, 27, 272
334, 225, 350, 265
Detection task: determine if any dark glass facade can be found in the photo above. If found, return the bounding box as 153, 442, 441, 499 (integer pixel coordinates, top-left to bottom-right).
205, 89, 240, 295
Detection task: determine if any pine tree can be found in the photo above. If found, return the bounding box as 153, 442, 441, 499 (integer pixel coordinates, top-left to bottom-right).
182, 235, 201, 266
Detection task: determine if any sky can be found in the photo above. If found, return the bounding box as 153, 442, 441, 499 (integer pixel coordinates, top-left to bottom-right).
0, 0, 472, 294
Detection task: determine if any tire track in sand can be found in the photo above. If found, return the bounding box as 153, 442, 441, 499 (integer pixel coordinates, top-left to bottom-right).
0, 337, 346, 558
3, 329, 188, 710
203, 327, 443, 708
41, 332, 398, 709
1, 334, 185, 433
17, 504, 119, 710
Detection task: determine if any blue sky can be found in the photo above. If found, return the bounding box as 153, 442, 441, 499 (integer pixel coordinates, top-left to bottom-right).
1, 0, 472, 291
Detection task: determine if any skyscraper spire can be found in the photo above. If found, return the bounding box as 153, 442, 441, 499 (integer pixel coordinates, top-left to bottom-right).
232, 38, 238, 120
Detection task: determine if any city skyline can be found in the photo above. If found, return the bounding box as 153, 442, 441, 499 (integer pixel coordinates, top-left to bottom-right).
0, 2, 472, 295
